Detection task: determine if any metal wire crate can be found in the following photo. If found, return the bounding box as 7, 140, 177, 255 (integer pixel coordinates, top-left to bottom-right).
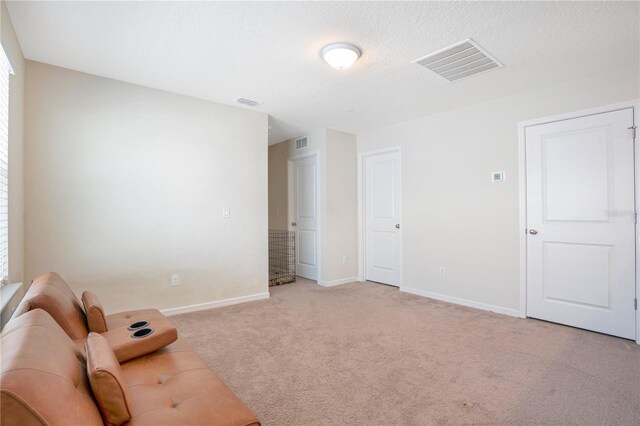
269, 230, 296, 286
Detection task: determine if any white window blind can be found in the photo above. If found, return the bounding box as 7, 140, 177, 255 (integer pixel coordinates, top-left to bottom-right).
0, 45, 12, 286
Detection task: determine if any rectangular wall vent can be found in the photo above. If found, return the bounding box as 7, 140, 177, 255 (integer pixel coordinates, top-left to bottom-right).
236, 97, 262, 107
413, 39, 502, 82
295, 137, 308, 149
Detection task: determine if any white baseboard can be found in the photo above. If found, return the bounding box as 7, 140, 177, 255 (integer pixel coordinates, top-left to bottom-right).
400, 286, 521, 318
317, 276, 359, 287
161, 292, 270, 316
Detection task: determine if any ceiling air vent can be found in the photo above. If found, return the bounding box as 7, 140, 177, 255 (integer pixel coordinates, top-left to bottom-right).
413, 39, 502, 82
235, 97, 262, 107
295, 137, 308, 149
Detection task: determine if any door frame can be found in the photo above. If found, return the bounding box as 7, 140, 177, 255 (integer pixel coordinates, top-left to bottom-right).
517, 100, 640, 344
357, 147, 403, 285
287, 151, 322, 282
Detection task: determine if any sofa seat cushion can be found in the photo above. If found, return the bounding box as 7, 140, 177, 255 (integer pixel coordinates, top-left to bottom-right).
106, 309, 164, 331
120, 340, 259, 426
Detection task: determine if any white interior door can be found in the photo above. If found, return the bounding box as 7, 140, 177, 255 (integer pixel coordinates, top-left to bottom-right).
525, 108, 636, 339
292, 156, 318, 280
364, 151, 402, 286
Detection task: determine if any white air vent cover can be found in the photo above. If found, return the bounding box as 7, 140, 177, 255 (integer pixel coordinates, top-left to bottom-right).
414, 39, 502, 82
295, 137, 308, 149
235, 97, 262, 107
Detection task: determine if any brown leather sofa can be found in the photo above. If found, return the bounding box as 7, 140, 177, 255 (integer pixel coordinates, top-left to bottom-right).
11, 272, 163, 339
1, 273, 260, 426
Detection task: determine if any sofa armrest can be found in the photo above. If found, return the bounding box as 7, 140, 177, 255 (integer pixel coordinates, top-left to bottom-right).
82, 291, 108, 333
102, 316, 178, 363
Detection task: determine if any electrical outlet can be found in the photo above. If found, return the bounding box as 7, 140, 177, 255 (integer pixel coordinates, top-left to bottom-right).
223, 207, 231, 218
342, 256, 347, 264
491, 171, 505, 183
439, 266, 446, 277
171, 274, 181, 286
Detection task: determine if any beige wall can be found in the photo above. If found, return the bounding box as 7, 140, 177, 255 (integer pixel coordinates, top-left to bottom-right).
24, 61, 269, 313
268, 128, 358, 284
357, 65, 640, 312
1, 0, 26, 327
267, 142, 287, 231
323, 129, 358, 283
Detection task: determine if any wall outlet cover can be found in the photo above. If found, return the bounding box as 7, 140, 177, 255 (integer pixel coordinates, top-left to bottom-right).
491, 171, 505, 183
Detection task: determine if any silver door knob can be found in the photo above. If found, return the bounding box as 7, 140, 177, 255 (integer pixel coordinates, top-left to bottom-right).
395, 224, 400, 229
291, 222, 297, 226
528, 229, 538, 235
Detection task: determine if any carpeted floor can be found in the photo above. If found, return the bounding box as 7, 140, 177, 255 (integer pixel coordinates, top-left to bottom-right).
172, 279, 640, 425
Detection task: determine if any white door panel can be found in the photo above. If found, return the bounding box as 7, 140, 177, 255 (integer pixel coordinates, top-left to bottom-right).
526, 108, 636, 339
372, 231, 395, 270
365, 151, 401, 286
543, 242, 612, 308
292, 156, 317, 280
297, 230, 316, 267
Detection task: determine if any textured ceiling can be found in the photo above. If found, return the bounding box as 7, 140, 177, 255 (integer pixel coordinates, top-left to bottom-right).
6, 1, 639, 144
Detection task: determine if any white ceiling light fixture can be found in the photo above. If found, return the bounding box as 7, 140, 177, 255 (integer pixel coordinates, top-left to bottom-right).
321, 42, 361, 69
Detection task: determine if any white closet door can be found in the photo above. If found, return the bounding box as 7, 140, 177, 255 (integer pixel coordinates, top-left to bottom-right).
292, 156, 318, 280
365, 151, 402, 286
526, 108, 636, 339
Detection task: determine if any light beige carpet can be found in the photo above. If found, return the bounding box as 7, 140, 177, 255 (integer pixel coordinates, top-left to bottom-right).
172, 279, 640, 425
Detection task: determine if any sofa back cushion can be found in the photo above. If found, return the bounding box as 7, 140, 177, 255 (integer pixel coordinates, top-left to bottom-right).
0, 309, 103, 425
86, 332, 132, 425
15, 272, 89, 339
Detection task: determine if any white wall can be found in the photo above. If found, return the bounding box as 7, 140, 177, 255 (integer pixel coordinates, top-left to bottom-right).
357, 65, 639, 312
24, 61, 269, 313
1, 0, 26, 327
268, 128, 358, 284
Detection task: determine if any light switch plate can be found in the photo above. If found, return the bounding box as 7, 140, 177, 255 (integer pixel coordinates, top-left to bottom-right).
223, 207, 231, 218
491, 171, 505, 183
